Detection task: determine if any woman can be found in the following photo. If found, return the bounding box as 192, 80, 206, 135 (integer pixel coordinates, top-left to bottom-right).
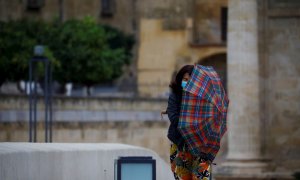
163, 65, 211, 180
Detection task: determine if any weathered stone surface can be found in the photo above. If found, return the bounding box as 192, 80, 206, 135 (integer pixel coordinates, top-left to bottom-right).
137, 18, 227, 97
0, 143, 174, 180
265, 16, 300, 171
0, 121, 171, 162
193, 0, 228, 44
226, 0, 262, 161
0, 96, 173, 161
0, 131, 6, 141
215, 0, 300, 179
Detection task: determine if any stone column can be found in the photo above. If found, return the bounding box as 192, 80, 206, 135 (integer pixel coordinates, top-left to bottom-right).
215, 0, 267, 178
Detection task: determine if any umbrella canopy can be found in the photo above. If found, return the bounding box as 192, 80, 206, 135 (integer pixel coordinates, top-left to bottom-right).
178, 64, 229, 162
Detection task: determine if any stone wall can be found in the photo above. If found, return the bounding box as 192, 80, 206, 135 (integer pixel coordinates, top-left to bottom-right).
214, 1, 300, 179
0, 95, 171, 161
137, 18, 226, 97
194, 0, 228, 44
261, 0, 300, 171
0, 95, 228, 164
0, 0, 135, 34
136, 0, 228, 97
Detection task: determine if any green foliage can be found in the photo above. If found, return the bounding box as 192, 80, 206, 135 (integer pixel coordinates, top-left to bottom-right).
0, 17, 134, 87
102, 25, 135, 80
50, 16, 133, 86
0, 19, 60, 84
0, 20, 36, 84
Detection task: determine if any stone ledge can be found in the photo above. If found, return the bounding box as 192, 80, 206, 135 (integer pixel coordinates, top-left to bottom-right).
0, 110, 165, 122
214, 161, 294, 180
214, 174, 294, 180
0, 142, 174, 180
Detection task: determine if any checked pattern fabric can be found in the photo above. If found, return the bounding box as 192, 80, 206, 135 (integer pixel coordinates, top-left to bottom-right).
178, 65, 229, 162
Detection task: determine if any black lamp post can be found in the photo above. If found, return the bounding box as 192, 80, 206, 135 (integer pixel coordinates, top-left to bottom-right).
28, 45, 53, 142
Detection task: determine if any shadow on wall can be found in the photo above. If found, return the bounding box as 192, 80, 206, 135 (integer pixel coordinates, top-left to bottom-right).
198, 53, 227, 92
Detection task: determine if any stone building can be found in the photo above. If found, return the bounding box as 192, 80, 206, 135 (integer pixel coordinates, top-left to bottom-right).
0, 0, 299, 179
215, 0, 300, 179
136, 0, 228, 97
0, 0, 228, 96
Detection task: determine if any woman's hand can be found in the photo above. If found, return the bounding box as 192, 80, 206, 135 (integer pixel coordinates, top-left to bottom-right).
161, 110, 167, 120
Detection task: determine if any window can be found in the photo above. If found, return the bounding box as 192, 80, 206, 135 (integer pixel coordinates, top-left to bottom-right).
27, 0, 44, 10
101, 0, 115, 17
221, 7, 228, 42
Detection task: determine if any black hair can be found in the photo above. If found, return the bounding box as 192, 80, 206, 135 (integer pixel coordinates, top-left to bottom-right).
169, 65, 194, 96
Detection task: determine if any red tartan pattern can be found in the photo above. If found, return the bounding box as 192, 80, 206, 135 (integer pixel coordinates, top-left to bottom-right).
178, 65, 229, 162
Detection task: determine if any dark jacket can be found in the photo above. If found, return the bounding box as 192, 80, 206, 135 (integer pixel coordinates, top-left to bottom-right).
167, 91, 184, 149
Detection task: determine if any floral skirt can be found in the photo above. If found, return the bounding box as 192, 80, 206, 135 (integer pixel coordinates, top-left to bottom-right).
170, 143, 211, 180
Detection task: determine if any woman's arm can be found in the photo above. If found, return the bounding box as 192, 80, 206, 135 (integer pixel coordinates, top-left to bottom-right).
167, 92, 180, 123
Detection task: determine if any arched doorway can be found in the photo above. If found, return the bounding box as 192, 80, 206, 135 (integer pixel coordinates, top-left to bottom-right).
198, 53, 227, 91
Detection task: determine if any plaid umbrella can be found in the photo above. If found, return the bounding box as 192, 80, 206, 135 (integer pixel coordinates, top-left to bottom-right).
178, 64, 229, 162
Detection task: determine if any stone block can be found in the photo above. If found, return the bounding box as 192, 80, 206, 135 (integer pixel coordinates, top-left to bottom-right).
9, 130, 28, 142
0, 143, 174, 180
53, 129, 82, 142
0, 131, 7, 142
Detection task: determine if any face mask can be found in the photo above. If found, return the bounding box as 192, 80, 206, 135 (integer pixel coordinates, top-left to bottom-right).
181, 81, 187, 88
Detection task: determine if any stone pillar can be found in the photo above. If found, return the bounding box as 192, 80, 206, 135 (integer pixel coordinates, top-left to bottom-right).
215, 0, 268, 178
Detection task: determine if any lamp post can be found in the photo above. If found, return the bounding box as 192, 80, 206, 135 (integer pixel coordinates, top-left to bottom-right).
29, 45, 53, 142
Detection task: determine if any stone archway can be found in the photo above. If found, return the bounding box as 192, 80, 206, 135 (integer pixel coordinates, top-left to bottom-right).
198, 53, 227, 91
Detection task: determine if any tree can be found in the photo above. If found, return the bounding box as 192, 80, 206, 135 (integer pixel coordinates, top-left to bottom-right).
0, 19, 59, 86
0, 17, 134, 95
50, 17, 134, 90
0, 20, 36, 85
